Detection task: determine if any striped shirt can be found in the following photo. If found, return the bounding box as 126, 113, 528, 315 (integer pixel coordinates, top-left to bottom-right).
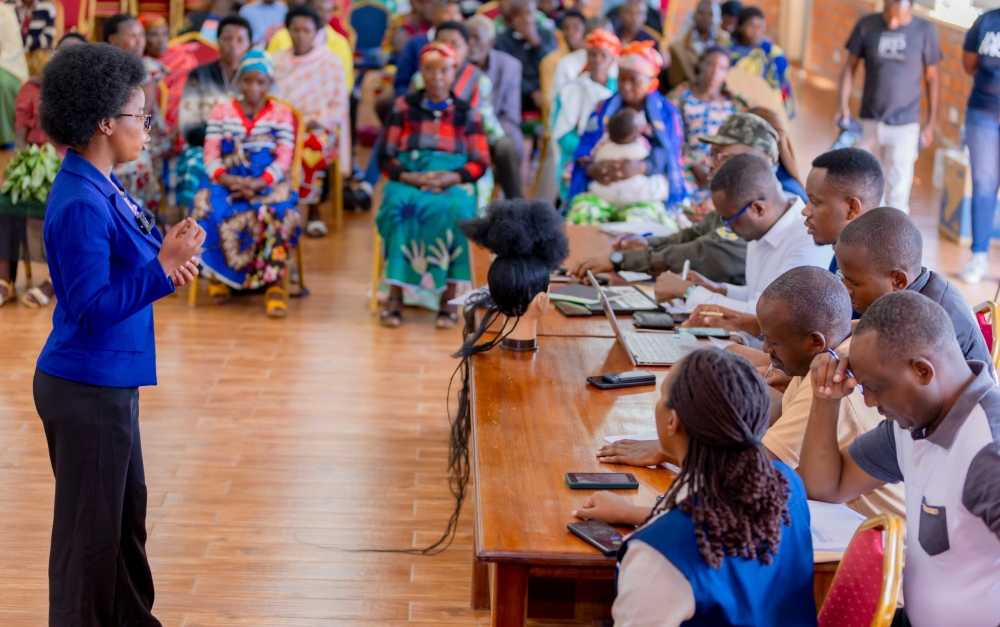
379, 91, 491, 184
204, 99, 296, 186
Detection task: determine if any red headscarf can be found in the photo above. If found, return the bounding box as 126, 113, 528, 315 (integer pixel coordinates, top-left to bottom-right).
138, 13, 168, 30
619, 40, 663, 92
419, 41, 459, 66
585, 29, 622, 57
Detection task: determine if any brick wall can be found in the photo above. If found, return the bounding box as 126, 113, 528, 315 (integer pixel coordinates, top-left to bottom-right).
805, 0, 973, 146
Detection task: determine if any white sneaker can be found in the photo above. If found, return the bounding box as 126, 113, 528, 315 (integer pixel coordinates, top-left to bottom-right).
960, 253, 990, 285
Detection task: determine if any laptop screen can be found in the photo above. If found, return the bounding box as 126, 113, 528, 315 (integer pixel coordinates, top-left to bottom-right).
587, 271, 636, 365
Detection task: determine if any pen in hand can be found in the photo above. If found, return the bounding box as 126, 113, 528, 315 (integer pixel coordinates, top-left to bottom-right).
826, 349, 863, 394
620, 231, 653, 242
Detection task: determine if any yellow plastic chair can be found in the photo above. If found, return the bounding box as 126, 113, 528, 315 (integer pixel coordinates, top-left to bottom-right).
474, 0, 499, 16
369, 229, 382, 314
188, 96, 306, 307
817, 513, 904, 627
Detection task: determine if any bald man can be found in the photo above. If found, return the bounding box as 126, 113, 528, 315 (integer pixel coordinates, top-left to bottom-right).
801, 291, 1000, 627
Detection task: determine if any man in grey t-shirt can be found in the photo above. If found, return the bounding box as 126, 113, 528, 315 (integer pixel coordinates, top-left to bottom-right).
836, 0, 941, 214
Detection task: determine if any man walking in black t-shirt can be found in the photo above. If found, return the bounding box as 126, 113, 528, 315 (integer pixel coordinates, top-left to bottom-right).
836, 0, 941, 215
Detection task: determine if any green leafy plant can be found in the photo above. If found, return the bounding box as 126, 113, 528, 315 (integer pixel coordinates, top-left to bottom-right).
0, 143, 61, 204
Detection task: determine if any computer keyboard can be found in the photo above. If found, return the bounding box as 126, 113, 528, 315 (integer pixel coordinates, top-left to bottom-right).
603, 287, 658, 311
625, 332, 699, 364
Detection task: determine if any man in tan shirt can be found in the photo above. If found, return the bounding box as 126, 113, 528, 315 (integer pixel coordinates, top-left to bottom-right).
594, 265, 905, 523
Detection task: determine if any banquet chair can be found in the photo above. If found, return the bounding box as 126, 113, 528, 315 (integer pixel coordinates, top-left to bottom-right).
974, 300, 1000, 373
188, 97, 306, 306
817, 513, 904, 627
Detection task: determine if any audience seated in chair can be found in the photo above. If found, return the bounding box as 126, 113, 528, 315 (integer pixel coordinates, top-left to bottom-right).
141, 15, 199, 141
652, 153, 830, 312
495, 0, 557, 125
550, 27, 620, 202
835, 207, 995, 373
667, 46, 748, 216
667, 0, 731, 90
593, 267, 906, 522
180, 0, 239, 43
615, 0, 657, 46
375, 42, 491, 329
105, 14, 168, 223
190, 50, 301, 318
538, 9, 585, 115
266, 0, 354, 91
728, 6, 794, 118
800, 291, 1000, 627
578, 349, 817, 626
565, 40, 685, 225
549, 16, 619, 112
394, 0, 463, 95
273, 4, 351, 238
179, 16, 252, 155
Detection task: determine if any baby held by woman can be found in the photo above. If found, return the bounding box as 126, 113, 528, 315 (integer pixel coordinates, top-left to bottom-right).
587, 109, 670, 207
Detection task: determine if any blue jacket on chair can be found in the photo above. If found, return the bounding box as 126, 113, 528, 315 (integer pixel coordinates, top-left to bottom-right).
36, 149, 176, 389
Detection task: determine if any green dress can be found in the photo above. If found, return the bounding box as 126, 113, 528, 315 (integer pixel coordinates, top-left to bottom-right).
375, 151, 477, 293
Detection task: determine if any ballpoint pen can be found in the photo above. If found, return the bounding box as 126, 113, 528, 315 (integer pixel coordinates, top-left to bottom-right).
620, 232, 653, 242
827, 349, 863, 394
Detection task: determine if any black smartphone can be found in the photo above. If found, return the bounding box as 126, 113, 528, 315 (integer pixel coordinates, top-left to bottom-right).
676, 327, 730, 338
565, 472, 640, 490
633, 312, 675, 330
567, 520, 625, 556
671, 313, 691, 324
556, 301, 593, 317
587, 370, 656, 390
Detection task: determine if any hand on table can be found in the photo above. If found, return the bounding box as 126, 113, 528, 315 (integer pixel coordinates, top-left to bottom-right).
572, 491, 649, 527
597, 439, 668, 467
653, 271, 694, 302
570, 256, 613, 279
684, 269, 726, 295
684, 304, 759, 336
159, 218, 206, 276
612, 234, 648, 252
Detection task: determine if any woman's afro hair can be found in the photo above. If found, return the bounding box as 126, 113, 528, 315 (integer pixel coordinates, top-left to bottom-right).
40, 43, 147, 147
460, 199, 569, 269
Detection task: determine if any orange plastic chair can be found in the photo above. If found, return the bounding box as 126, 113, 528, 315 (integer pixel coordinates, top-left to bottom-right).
817, 513, 904, 627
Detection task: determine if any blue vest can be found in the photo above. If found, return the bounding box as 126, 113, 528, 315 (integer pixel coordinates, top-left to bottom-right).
618, 462, 817, 627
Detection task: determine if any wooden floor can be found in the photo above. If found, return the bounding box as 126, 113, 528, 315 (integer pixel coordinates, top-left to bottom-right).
0, 75, 996, 626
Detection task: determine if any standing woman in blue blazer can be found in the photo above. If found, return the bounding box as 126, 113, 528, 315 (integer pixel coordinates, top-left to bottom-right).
34, 43, 205, 626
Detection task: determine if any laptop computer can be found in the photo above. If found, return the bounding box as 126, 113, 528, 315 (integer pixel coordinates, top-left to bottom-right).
588, 271, 702, 367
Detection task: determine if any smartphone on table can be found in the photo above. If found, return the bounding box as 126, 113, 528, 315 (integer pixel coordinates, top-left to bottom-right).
565, 472, 640, 489
567, 520, 626, 556
586, 370, 656, 390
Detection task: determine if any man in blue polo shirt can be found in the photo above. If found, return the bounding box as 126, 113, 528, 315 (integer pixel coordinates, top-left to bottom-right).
800, 291, 1000, 627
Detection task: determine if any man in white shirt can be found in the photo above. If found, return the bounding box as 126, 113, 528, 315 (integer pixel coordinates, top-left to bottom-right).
653, 152, 832, 312
801, 291, 1000, 627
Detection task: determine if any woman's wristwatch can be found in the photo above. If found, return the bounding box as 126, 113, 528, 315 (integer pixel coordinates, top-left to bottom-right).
610, 251, 624, 272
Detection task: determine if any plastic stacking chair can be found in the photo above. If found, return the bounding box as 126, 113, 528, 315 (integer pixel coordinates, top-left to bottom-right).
817, 513, 904, 627
348, 1, 390, 69
974, 301, 1000, 373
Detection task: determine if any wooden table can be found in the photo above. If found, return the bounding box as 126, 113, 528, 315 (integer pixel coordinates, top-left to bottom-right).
468, 225, 839, 626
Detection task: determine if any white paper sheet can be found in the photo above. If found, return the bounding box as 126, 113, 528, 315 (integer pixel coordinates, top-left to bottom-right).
617, 271, 654, 283
808, 500, 867, 560
603, 432, 681, 473
598, 221, 678, 238
707, 337, 736, 350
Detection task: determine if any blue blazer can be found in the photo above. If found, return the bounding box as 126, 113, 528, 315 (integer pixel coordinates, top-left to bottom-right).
36, 150, 175, 388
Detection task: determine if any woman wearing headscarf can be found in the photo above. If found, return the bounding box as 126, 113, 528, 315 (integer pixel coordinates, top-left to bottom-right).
565, 40, 687, 225
668, 46, 748, 215
728, 7, 794, 118
375, 42, 491, 329
550, 28, 620, 203
190, 49, 301, 318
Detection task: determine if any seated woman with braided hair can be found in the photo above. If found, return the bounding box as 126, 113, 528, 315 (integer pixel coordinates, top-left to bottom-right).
575, 348, 816, 626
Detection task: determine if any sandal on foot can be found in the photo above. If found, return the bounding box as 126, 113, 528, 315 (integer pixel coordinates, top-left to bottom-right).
0, 280, 15, 307
207, 281, 230, 303
305, 220, 328, 237
265, 286, 288, 318
21, 286, 50, 308
380, 298, 403, 328
436, 311, 459, 330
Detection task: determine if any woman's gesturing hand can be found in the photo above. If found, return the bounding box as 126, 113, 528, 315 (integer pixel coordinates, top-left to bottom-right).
159, 218, 206, 276
169, 258, 199, 287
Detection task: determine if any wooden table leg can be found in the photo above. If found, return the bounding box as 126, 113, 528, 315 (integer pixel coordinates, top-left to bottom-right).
491, 563, 528, 627
471, 549, 490, 610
